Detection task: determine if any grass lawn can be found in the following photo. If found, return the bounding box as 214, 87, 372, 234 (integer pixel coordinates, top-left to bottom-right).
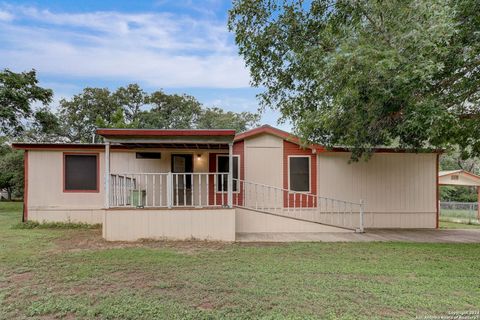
441, 209, 478, 219
439, 220, 480, 229
1, 202, 479, 319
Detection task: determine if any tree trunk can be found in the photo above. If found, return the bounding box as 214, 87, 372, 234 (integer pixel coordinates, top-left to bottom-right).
6, 187, 12, 201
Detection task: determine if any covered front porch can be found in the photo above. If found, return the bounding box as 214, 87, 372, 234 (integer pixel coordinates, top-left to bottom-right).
99, 128, 238, 210
97, 128, 363, 241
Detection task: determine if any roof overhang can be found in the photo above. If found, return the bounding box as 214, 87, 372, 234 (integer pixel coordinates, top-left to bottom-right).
234, 125, 442, 154
12, 143, 114, 151
234, 125, 326, 152
96, 128, 235, 149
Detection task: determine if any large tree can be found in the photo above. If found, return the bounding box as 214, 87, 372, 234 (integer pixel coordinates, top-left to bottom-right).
113, 84, 148, 122
58, 85, 261, 141
58, 87, 122, 142
229, 0, 480, 159
136, 91, 202, 129
196, 107, 260, 132
0, 69, 53, 136
0, 139, 23, 200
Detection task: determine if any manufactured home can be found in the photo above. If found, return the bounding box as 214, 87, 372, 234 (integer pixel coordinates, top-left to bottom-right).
13, 125, 440, 241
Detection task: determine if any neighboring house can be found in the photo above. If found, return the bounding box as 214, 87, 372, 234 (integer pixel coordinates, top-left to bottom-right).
13, 125, 440, 241
439, 169, 480, 219
0, 189, 7, 200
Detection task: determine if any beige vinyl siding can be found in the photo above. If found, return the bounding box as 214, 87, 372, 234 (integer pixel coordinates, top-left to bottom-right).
28, 151, 105, 210
243, 134, 284, 208
27, 149, 216, 223
244, 134, 283, 188
110, 150, 210, 174
317, 152, 437, 228
103, 208, 235, 241
235, 208, 349, 233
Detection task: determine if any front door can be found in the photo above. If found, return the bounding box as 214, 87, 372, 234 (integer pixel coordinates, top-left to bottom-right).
171, 154, 193, 206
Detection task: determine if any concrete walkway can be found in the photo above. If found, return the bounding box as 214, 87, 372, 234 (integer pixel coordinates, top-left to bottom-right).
236, 229, 480, 243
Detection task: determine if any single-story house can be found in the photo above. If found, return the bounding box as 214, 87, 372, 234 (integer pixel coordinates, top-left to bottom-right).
13, 125, 440, 241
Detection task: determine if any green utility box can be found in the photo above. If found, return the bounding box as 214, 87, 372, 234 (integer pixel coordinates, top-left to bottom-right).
130, 190, 146, 207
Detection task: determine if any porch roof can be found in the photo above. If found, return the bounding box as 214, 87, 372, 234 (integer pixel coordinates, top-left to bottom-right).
96, 128, 236, 149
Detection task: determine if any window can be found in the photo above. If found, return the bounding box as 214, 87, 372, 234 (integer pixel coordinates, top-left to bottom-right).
289, 156, 310, 192
217, 155, 239, 192
136, 152, 161, 159
451, 175, 459, 181
64, 154, 98, 192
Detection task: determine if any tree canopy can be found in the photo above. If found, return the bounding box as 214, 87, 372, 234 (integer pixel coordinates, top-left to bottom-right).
229, 0, 480, 159
0, 138, 23, 200
197, 107, 261, 132
0, 69, 53, 137
57, 85, 260, 142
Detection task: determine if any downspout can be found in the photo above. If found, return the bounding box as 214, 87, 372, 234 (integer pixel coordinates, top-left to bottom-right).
436, 153, 440, 229
23, 150, 28, 222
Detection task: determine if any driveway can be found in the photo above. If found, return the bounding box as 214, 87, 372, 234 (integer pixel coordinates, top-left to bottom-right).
236, 229, 480, 243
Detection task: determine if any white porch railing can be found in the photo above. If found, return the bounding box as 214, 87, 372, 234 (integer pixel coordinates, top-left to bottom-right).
232, 179, 365, 232
110, 172, 230, 208
109, 174, 365, 232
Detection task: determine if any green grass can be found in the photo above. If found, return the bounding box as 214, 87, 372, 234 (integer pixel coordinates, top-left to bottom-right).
440, 209, 480, 226
440, 209, 479, 219
1, 202, 480, 319
439, 220, 480, 229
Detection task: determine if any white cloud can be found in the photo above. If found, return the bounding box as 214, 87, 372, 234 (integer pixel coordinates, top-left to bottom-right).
0, 4, 251, 88
0, 9, 13, 21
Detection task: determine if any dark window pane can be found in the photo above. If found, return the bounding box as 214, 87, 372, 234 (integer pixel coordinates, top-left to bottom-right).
136, 152, 161, 159
289, 157, 309, 192
65, 155, 98, 191
217, 156, 239, 192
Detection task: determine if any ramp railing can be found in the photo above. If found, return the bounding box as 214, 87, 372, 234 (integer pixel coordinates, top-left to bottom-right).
233, 179, 364, 232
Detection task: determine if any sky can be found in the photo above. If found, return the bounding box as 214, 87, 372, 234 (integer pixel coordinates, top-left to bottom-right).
0, 0, 290, 130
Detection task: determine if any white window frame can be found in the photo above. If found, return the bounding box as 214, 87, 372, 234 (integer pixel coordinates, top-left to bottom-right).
288, 155, 311, 193
216, 154, 240, 193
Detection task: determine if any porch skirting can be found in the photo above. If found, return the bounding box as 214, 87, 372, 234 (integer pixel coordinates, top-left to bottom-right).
102, 208, 236, 241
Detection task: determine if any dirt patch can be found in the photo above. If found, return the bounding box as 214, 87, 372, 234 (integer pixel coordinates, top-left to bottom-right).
8, 271, 33, 283
196, 301, 215, 310
52, 229, 238, 254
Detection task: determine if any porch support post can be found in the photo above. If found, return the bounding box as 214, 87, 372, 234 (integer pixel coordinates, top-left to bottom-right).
228, 143, 233, 208
167, 172, 173, 209
104, 141, 110, 209
477, 186, 480, 221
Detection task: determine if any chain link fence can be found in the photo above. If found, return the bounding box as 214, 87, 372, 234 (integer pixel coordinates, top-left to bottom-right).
440, 201, 480, 224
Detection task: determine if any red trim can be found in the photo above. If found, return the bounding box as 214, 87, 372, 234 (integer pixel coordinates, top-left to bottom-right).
12, 143, 129, 151
97, 128, 235, 137
283, 140, 317, 208
235, 125, 325, 152
208, 141, 245, 206
63, 152, 100, 193
235, 125, 442, 154
329, 147, 444, 154
23, 151, 28, 222
436, 153, 439, 229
